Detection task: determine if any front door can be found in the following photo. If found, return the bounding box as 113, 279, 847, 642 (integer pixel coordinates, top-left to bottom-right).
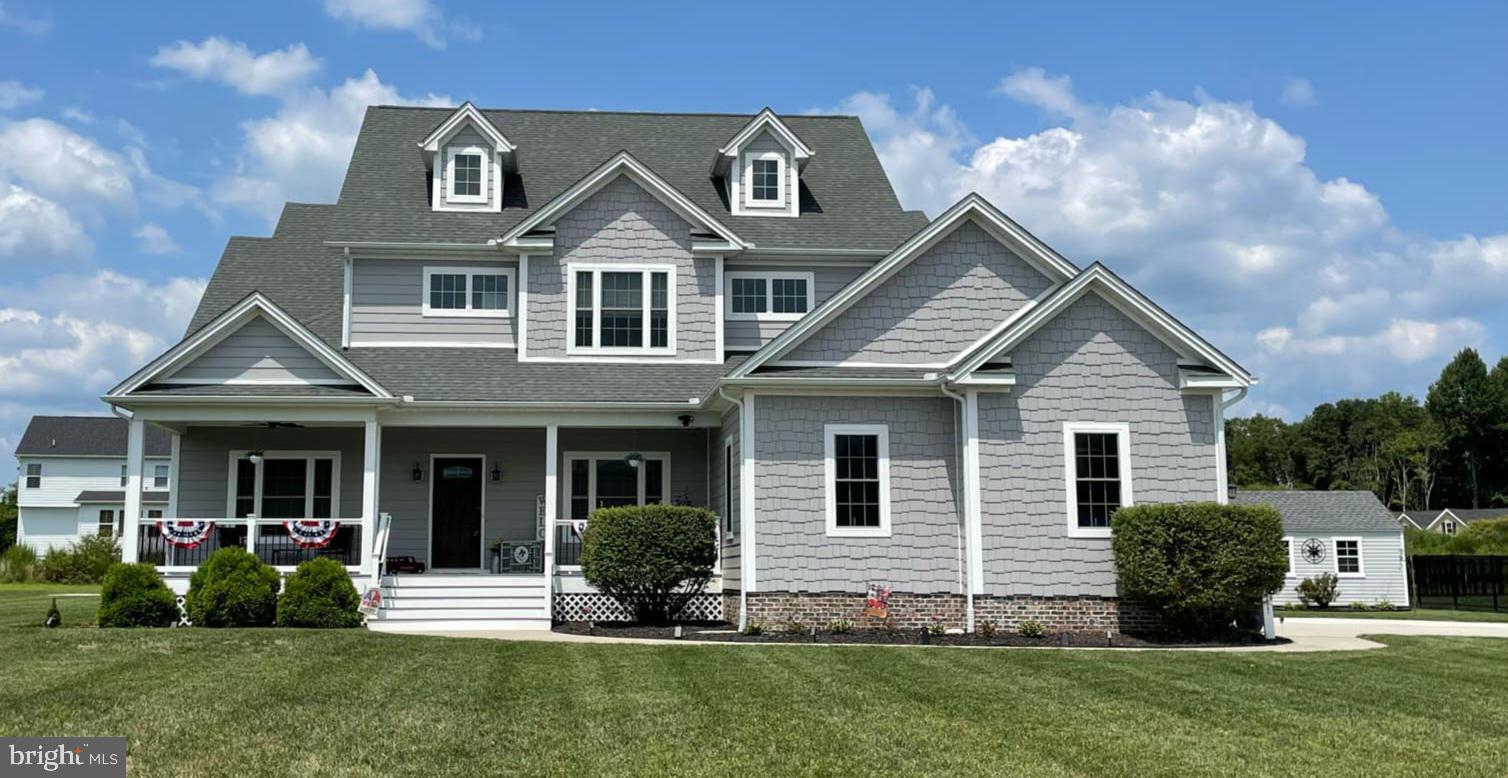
431, 457, 482, 568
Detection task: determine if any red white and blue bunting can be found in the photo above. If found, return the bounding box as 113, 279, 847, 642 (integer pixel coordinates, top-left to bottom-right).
284, 520, 341, 549
158, 520, 215, 549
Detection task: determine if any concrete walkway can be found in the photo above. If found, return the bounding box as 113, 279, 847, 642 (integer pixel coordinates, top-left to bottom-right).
411, 617, 1508, 653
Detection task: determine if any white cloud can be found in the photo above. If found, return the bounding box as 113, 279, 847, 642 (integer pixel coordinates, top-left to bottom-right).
151, 37, 321, 96
830, 70, 1508, 415
0, 79, 43, 110
60, 106, 95, 124
0, 184, 91, 259
323, 0, 479, 49
0, 3, 50, 36
133, 222, 180, 255
0, 118, 134, 204
1280, 77, 1317, 108
217, 68, 449, 221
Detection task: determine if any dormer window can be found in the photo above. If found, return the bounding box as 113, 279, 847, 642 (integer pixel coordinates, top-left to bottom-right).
743, 152, 785, 208
448, 147, 487, 203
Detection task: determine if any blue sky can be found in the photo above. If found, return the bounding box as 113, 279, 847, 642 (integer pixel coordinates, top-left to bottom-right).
1, 0, 1505, 456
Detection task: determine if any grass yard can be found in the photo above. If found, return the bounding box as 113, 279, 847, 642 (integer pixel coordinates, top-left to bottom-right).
1278, 607, 1508, 623
0, 583, 100, 628
0, 604, 1506, 775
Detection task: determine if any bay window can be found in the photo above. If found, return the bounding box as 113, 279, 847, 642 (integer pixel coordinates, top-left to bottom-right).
568, 265, 675, 353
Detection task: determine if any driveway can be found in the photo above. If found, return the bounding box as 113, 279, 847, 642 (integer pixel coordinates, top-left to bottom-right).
1275, 616, 1508, 651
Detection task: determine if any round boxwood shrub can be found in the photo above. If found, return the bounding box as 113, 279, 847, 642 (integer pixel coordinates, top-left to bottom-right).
1111, 502, 1288, 637
277, 557, 361, 628
98, 562, 179, 628
184, 547, 280, 627
580, 504, 717, 624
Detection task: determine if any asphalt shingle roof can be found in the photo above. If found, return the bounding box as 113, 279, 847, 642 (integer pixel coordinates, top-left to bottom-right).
16, 416, 171, 457
1234, 490, 1401, 534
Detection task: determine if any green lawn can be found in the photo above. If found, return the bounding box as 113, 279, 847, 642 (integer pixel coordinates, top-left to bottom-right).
1278, 607, 1508, 623
0, 583, 100, 628
2, 586, 1507, 776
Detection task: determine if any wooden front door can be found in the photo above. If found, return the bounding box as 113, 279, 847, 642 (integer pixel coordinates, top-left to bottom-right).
431, 457, 482, 568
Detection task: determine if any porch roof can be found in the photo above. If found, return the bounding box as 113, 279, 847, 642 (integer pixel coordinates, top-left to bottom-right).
128, 384, 375, 398
76, 490, 171, 505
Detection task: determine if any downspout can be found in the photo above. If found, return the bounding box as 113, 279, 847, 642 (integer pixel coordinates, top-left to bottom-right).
1221, 387, 1248, 412
716, 385, 748, 631
939, 382, 974, 633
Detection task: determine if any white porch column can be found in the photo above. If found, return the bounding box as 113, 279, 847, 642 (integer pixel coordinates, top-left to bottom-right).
543, 424, 559, 618
165, 432, 181, 519
360, 416, 381, 577
122, 417, 145, 563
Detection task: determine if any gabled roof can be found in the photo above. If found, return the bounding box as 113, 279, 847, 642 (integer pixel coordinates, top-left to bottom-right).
949, 262, 1255, 385
1234, 490, 1401, 534
1397, 512, 1426, 530
731, 194, 1079, 378
714, 107, 814, 170
1423, 508, 1508, 530
499, 151, 747, 249
418, 101, 515, 153
109, 293, 392, 400
15, 416, 171, 457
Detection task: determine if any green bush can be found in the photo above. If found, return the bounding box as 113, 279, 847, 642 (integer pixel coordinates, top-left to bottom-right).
1017, 619, 1046, 638
1111, 502, 1288, 637
38, 535, 120, 584
580, 504, 717, 624
276, 557, 361, 628
97, 563, 179, 628
0, 544, 38, 583
828, 619, 854, 635
1405, 517, 1508, 556
184, 547, 280, 627
1295, 572, 1340, 609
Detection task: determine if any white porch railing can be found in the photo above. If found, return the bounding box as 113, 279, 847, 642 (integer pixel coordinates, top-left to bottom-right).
139, 519, 363, 574
371, 511, 393, 580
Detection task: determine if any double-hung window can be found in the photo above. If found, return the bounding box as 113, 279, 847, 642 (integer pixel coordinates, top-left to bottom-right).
422, 267, 514, 317
153, 464, 170, 490
569, 265, 674, 353
448, 147, 487, 203
824, 424, 891, 538
24, 463, 40, 489
97, 509, 117, 537
120, 465, 128, 488
1064, 422, 1133, 538
1335, 538, 1363, 577
563, 452, 671, 521
727, 271, 813, 321
228, 451, 340, 520
744, 152, 785, 207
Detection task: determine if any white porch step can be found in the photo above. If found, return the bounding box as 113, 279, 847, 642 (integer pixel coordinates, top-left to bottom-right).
368, 573, 550, 632
374, 606, 546, 620
367, 618, 551, 633
383, 586, 545, 599
385, 597, 541, 610
381, 574, 541, 589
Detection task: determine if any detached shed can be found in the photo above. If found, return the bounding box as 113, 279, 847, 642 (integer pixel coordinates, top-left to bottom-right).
1234, 490, 1410, 608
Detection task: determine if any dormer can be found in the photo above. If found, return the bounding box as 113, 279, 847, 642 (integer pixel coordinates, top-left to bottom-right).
419, 102, 516, 213
713, 108, 813, 218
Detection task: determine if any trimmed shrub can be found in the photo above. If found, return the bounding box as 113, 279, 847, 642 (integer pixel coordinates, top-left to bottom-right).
38, 535, 120, 584
277, 557, 361, 628
580, 504, 717, 624
1112, 502, 1288, 637
98, 563, 178, 628
0, 544, 38, 583
1296, 572, 1340, 609
1017, 619, 1046, 638
185, 547, 280, 627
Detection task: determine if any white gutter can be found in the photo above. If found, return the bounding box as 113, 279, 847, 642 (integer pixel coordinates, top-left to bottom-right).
938, 382, 974, 632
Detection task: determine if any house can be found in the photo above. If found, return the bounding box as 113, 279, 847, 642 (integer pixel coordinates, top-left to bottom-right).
100, 103, 1255, 632
1235, 490, 1409, 608
13, 416, 173, 555
1399, 508, 1508, 535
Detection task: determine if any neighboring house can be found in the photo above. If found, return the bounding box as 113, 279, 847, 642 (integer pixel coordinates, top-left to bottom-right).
1400, 508, 1508, 535
14, 416, 173, 555
1236, 490, 1409, 608
99, 103, 1255, 631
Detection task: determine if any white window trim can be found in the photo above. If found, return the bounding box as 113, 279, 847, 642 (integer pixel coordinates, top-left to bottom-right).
1282, 536, 1295, 578
24, 462, 40, 489
120, 464, 128, 488
446, 145, 489, 204
725, 271, 815, 322
565, 263, 677, 356
1063, 422, 1134, 539
225, 450, 342, 520
561, 451, 673, 519
149, 463, 170, 491
421, 266, 515, 318
823, 423, 892, 538
743, 151, 786, 209
1334, 536, 1364, 578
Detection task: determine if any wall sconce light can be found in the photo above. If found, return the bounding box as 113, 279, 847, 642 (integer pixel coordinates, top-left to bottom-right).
412, 462, 424, 482
248, 450, 264, 465
678, 414, 694, 428
491, 463, 502, 482
624, 452, 644, 469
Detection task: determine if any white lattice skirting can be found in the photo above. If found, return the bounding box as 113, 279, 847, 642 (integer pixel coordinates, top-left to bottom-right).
554, 593, 723, 622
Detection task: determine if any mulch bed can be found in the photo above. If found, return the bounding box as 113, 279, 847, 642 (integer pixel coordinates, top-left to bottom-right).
551, 621, 1286, 648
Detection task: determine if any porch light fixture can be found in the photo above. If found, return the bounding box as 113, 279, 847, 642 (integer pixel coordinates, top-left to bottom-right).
624, 452, 644, 469
491, 463, 502, 482
412, 462, 424, 482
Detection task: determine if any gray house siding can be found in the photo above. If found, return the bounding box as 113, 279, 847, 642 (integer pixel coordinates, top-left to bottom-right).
753, 395, 961, 593
785, 221, 1055, 364
724, 264, 866, 350
1276, 532, 1409, 607
168, 317, 340, 384
524, 176, 717, 361
977, 292, 1219, 597
437, 126, 496, 212
350, 258, 517, 346
711, 407, 740, 584
176, 426, 364, 520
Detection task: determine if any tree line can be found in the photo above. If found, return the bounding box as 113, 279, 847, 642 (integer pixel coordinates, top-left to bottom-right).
1226, 348, 1508, 511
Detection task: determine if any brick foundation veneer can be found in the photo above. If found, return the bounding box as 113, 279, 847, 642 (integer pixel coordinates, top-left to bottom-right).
743, 592, 1160, 633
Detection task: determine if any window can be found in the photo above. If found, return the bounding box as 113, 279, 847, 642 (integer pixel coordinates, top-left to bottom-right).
228, 452, 340, 519
153, 464, 170, 490
726, 272, 813, 321
120, 464, 128, 488
448, 147, 487, 203
567, 266, 675, 353
24, 463, 40, 489
422, 267, 514, 317
97, 509, 117, 537
824, 424, 891, 538
563, 453, 672, 521
146, 509, 163, 519
1063, 422, 1133, 538
1443, 520, 1457, 535
1282, 537, 1295, 577
723, 438, 736, 537
743, 153, 785, 207
1335, 538, 1363, 577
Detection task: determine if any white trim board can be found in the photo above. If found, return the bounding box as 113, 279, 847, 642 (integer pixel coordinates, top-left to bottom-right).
823, 423, 892, 539
1062, 421, 1133, 540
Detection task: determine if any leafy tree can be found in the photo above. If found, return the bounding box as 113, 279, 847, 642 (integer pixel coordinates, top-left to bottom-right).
1426, 349, 1504, 508
0, 483, 16, 552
